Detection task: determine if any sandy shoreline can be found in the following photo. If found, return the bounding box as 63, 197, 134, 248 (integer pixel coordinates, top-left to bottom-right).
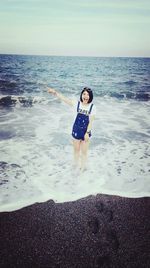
0, 194, 150, 268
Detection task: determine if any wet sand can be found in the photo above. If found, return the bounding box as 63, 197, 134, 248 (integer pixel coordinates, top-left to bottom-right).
0, 194, 150, 268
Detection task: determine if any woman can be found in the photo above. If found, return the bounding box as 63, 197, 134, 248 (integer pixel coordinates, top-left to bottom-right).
47, 87, 96, 171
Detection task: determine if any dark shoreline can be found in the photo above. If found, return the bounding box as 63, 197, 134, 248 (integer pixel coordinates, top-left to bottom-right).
0, 194, 150, 268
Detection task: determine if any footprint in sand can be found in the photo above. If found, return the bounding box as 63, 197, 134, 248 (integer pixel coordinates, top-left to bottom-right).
87, 200, 119, 268
106, 229, 120, 250
87, 201, 114, 236
95, 201, 114, 222
88, 217, 99, 234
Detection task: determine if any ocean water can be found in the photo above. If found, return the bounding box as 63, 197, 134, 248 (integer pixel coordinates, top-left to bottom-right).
0, 54, 150, 212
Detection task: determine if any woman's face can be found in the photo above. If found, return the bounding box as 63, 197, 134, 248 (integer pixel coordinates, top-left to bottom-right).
81, 90, 90, 104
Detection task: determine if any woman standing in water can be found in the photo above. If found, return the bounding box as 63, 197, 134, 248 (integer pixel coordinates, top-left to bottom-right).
47, 87, 96, 171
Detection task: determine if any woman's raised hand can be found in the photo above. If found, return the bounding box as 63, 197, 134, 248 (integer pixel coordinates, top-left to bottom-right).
47, 87, 57, 95
47, 87, 73, 106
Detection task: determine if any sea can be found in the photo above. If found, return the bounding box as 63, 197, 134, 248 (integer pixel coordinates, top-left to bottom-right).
0, 54, 150, 212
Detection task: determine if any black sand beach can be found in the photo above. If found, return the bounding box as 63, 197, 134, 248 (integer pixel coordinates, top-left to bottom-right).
0, 194, 150, 268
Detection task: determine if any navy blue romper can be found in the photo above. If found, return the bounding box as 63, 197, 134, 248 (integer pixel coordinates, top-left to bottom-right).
72, 101, 93, 140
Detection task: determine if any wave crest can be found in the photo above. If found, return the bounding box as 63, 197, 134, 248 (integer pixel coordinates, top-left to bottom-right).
0, 91, 150, 108
0, 95, 48, 107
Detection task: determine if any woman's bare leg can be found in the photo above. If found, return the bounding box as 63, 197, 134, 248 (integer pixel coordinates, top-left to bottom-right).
80, 140, 89, 171
72, 139, 81, 168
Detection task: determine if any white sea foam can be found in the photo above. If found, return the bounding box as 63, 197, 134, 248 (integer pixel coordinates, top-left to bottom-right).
0, 97, 150, 211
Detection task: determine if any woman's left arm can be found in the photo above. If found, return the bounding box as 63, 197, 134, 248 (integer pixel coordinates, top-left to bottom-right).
84, 115, 95, 142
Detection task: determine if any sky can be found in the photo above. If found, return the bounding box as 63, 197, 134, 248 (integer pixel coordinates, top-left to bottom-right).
0, 0, 150, 57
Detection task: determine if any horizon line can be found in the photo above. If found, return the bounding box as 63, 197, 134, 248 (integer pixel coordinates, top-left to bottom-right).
0, 52, 150, 59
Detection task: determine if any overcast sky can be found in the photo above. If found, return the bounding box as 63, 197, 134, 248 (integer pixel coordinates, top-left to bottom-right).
0, 0, 150, 57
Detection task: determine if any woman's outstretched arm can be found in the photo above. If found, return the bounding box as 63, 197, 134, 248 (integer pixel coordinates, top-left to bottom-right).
47, 87, 73, 106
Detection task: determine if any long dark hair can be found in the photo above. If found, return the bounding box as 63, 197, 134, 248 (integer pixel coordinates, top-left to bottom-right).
80, 87, 93, 103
